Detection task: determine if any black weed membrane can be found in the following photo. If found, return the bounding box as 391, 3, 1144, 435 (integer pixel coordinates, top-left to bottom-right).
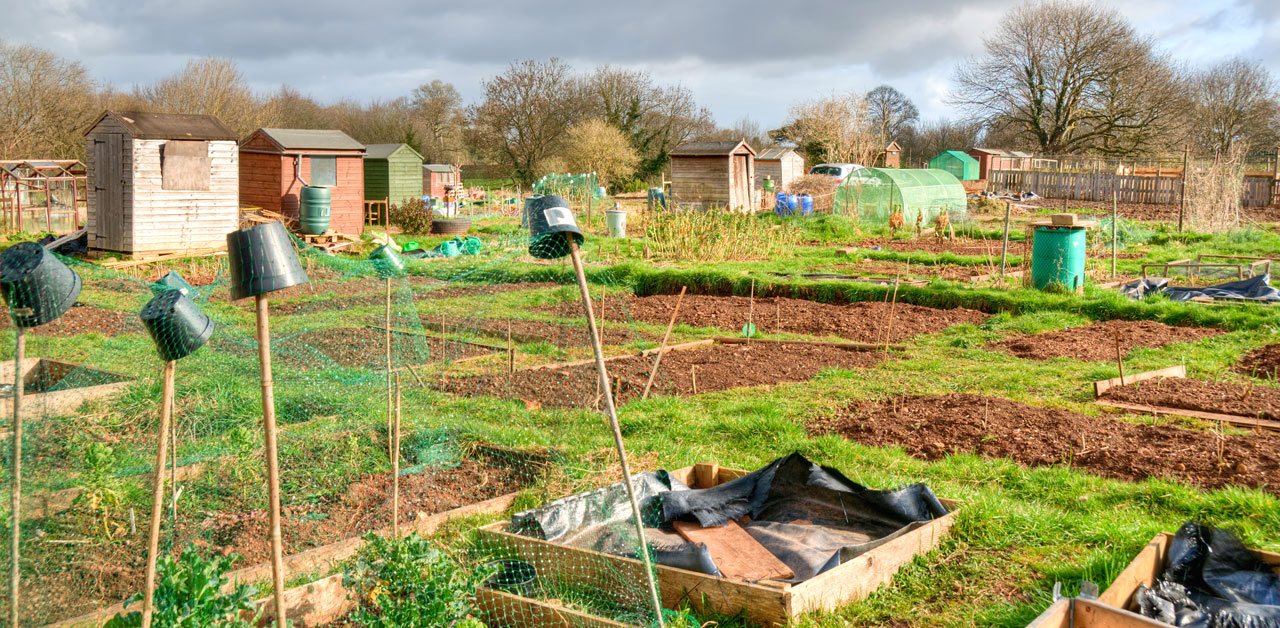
1137, 522, 1280, 628
0, 217, 683, 627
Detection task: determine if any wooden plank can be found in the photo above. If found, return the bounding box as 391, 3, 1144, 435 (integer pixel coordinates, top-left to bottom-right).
1096, 533, 1169, 610
1093, 365, 1185, 397
251, 573, 352, 628
693, 462, 719, 489
713, 337, 907, 352
519, 339, 715, 373
1096, 399, 1280, 431
476, 587, 633, 628
673, 519, 794, 581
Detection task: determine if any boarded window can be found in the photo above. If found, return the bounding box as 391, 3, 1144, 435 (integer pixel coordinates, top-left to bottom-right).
161, 140, 211, 191
311, 157, 337, 187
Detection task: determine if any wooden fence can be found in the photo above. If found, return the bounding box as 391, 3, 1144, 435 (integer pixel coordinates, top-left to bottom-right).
989, 170, 1279, 208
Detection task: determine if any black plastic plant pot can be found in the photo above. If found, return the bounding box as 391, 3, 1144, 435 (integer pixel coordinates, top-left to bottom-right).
226, 222, 309, 301
368, 244, 406, 279
483, 559, 537, 596
525, 194, 583, 260
0, 241, 82, 328
140, 289, 214, 362
151, 270, 199, 300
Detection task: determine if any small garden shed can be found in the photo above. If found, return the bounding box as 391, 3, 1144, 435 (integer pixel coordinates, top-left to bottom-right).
834, 168, 967, 225
84, 110, 239, 255
754, 147, 804, 191
928, 151, 980, 181
364, 144, 423, 208
423, 164, 461, 199
239, 128, 366, 236
669, 140, 756, 210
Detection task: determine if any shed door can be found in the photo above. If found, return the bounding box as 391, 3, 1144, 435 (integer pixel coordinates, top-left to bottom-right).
93, 134, 124, 250
733, 155, 750, 210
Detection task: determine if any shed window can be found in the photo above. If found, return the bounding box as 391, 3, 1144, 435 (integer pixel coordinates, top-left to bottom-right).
311, 157, 337, 187
161, 141, 210, 191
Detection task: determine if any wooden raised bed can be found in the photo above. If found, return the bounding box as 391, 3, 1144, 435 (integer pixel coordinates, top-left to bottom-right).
0, 358, 132, 419
1026, 598, 1168, 628
475, 463, 959, 627
1091, 366, 1280, 431
1096, 532, 1280, 613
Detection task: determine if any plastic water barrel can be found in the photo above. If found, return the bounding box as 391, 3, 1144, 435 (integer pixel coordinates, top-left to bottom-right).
786, 194, 800, 214
799, 195, 814, 216
647, 187, 666, 210
1031, 226, 1087, 293
762, 178, 776, 193
299, 186, 331, 235
605, 209, 627, 238
774, 192, 790, 217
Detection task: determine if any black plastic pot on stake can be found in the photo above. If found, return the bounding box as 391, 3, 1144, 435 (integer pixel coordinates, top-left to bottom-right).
0, 240, 81, 627
225, 220, 309, 626
136, 289, 213, 628
368, 244, 406, 279
484, 559, 537, 597
368, 243, 405, 460
525, 194, 583, 260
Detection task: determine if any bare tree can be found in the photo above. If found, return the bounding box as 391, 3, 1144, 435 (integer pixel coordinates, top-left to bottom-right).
1188, 58, 1279, 154
135, 57, 275, 136
953, 1, 1184, 156
776, 92, 879, 165
267, 85, 330, 129
698, 116, 771, 150
865, 85, 918, 147
0, 41, 99, 159
408, 80, 466, 164
898, 118, 983, 167
467, 58, 584, 185
584, 65, 714, 180
563, 118, 640, 188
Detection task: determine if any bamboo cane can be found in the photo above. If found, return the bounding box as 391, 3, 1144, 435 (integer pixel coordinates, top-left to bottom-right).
253, 295, 287, 625
1114, 329, 1127, 386
392, 375, 401, 539
9, 327, 23, 628
385, 278, 393, 459
642, 286, 687, 400
141, 360, 176, 628
565, 235, 665, 628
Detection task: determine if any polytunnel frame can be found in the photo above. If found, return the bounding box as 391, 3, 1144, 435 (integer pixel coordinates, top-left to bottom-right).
834, 168, 967, 226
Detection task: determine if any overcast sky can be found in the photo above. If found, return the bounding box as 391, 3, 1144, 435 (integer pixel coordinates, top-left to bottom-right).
2, 0, 1277, 129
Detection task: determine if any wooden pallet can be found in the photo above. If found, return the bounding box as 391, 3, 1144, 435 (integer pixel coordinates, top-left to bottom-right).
301, 231, 359, 252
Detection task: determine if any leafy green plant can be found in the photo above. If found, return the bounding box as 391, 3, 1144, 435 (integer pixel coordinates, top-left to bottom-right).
73, 442, 126, 538
343, 532, 492, 628
105, 547, 259, 627
391, 198, 434, 235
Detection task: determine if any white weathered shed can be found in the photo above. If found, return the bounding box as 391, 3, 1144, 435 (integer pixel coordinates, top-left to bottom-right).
85, 110, 240, 255
754, 147, 805, 190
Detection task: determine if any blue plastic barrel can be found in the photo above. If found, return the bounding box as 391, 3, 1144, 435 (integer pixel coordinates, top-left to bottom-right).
799, 195, 814, 216
647, 187, 666, 210
774, 192, 791, 217
786, 194, 799, 214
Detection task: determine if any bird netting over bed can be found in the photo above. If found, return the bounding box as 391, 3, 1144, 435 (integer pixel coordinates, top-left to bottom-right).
833, 168, 968, 226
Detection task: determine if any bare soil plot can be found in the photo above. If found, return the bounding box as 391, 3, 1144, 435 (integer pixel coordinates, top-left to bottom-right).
1100, 377, 1280, 421
812, 393, 1280, 495
993, 319, 1222, 362
0, 304, 138, 337
24, 450, 543, 626
422, 314, 655, 348
542, 294, 988, 343
275, 326, 492, 370
273, 280, 562, 315
442, 342, 887, 409
1238, 344, 1280, 380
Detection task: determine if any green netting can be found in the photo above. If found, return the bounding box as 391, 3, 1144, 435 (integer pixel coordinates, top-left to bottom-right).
833, 167, 968, 226
532, 173, 604, 199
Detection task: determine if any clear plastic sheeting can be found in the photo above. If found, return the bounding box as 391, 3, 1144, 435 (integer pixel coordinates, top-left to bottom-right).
833, 168, 968, 226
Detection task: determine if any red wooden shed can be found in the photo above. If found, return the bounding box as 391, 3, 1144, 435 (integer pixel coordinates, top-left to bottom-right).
239, 128, 366, 235
423, 163, 461, 199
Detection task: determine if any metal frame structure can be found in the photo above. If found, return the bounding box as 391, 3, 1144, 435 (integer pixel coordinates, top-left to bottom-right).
0, 160, 86, 234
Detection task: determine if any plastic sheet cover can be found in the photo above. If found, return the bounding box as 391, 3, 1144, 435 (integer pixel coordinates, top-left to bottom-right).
1120, 274, 1280, 302
1136, 522, 1280, 628
510, 453, 949, 583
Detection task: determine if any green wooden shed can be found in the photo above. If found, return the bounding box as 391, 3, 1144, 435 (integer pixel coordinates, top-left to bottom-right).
363, 143, 424, 207
927, 150, 980, 181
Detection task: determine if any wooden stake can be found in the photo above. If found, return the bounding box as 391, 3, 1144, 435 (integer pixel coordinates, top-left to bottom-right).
507, 321, 515, 375
141, 360, 176, 628
642, 286, 687, 400
883, 267, 904, 352
9, 327, 23, 628
1178, 145, 1189, 233
253, 295, 288, 626
1114, 329, 1127, 386
691, 365, 698, 395
1111, 190, 1119, 278
565, 235, 665, 628
747, 279, 755, 345
385, 278, 393, 459
999, 201, 1011, 280
392, 374, 401, 539
775, 300, 781, 333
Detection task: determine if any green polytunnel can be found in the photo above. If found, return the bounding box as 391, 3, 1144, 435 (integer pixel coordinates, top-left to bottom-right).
927, 150, 980, 181
833, 168, 968, 225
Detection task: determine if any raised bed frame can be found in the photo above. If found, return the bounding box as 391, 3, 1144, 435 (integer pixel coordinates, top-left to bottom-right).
1026, 598, 1168, 627
1092, 366, 1280, 431
474, 463, 960, 627
0, 358, 131, 419
1097, 532, 1280, 614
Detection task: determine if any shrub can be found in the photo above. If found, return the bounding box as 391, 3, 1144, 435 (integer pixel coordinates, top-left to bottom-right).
105, 547, 259, 627
390, 198, 433, 234
343, 532, 492, 628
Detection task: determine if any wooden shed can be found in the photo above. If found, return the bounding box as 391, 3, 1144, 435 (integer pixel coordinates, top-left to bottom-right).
239, 128, 366, 236
668, 140, 756, 211
363, 144, 423, 208
754, 147, 804, 191
423, 164, 461, 199
84, 110, 239, 255
968, 148, 1032, 180
883, 141, 901, 168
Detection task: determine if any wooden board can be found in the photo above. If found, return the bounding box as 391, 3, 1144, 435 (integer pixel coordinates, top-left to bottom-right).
1026, 598, 1171, 628
1096, 399, 1280, 431
477, 588, 631, 628
713, 337, 906, 352
673, 519, 794, 581
1097, 532, 1280, 614
1093, 365, 1185, 397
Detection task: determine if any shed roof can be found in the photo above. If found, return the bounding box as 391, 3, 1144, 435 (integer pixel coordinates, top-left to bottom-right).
364, 143, 422, 160
424, 164, 459, 173
87, 110, 238, 140
250, 128, 365, 151
885, 141, 901, 152
670, 140, 756, 157
970, 147, 1009, 156
756, 147, 797, 161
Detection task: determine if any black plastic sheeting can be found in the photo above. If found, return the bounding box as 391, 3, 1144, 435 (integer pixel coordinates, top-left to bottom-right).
1136, 522, 1280, 628
1120, 274, 1280, 302
511, 453, 948, 583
